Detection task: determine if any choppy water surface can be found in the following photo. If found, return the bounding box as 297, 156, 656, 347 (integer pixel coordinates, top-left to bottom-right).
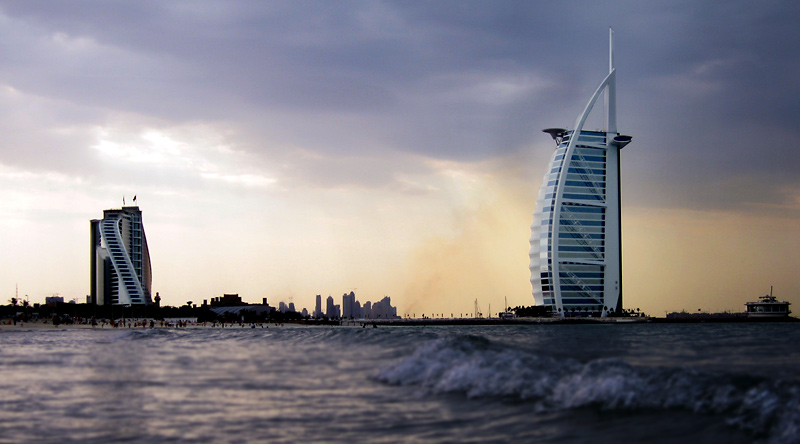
1, 323, 799, 443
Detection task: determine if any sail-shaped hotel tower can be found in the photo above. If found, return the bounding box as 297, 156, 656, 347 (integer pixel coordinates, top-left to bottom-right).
529, 29, 632, 317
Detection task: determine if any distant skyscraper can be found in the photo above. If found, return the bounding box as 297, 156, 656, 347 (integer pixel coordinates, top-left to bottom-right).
342, 291, 356, 319
529, 29, 632, 317
326, 295, 335, 319
370, 296, 399, 319
90, 205, 153, 305
314, 295, 322, 318
362, 301, 372, 318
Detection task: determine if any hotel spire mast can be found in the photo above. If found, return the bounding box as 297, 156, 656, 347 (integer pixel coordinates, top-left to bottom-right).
606, 27, 616, 134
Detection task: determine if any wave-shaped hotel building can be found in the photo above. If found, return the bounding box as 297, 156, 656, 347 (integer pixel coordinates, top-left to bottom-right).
529, 29, 632, 317
90, 205, 153, 305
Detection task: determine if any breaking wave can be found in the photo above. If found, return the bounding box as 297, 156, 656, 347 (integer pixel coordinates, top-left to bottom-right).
375, 335, 800, 443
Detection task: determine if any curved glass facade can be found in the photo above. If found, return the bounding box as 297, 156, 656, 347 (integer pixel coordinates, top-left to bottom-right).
529, 30, 629, 317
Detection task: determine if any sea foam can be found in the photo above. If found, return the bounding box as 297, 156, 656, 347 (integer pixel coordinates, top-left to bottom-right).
375, 335, 800, 443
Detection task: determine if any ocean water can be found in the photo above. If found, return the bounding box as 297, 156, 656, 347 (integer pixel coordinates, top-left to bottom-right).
1, 323, 799, 443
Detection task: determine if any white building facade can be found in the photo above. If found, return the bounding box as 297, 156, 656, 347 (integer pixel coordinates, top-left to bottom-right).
529, 29, 632, 317
90, 206, 153, 305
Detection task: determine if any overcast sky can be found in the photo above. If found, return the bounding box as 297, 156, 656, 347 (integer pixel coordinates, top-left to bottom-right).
2, 1, 799, 315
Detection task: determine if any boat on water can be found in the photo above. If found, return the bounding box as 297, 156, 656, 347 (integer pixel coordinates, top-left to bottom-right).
745, 287, 791, 318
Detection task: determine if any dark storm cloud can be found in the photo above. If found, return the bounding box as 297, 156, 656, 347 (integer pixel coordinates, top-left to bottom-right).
0, 1, 578, 158
1, 0, 800, 210
617, 1, 800, 211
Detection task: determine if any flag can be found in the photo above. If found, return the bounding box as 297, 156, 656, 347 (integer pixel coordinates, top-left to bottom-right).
133, 195, 137, 203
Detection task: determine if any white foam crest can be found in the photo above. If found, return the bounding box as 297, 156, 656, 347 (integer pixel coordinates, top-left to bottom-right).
727, 382, 800, 443
766, 384, 800, 444
375, 336, 577, 400
551, 359, 648, 409
376, 335, 800, 443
